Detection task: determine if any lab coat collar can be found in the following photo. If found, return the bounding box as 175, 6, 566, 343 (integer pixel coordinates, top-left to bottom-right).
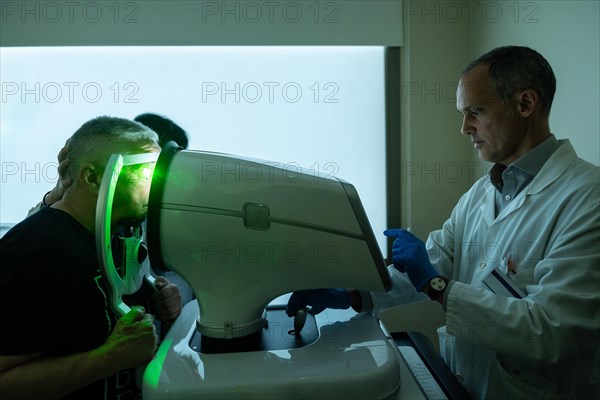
479, 139, 575, 226
525, 139, 576, 195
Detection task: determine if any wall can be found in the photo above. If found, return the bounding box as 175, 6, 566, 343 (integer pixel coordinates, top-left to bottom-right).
382, 1, 472, 348
398, 1, 473, 241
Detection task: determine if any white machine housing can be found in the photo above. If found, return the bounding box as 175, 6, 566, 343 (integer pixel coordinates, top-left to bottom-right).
93, 145, 462, 399
146, 143, 391, 339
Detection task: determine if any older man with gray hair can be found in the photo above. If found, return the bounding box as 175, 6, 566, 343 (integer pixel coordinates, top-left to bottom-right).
0, 116, 181, 400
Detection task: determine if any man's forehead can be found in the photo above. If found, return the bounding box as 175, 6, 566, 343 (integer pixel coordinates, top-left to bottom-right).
459, 65, 489, 90
457, 66, 493, 107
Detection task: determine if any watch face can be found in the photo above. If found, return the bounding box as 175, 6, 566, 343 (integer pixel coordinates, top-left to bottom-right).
430, 277, 446, 291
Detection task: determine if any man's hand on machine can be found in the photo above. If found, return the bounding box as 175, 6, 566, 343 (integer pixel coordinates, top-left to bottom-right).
384, 228, 439, 292
43, 141, 72, 206
286, 289, 353, 317
150, 277, 182, 322
94, 307, 158, 372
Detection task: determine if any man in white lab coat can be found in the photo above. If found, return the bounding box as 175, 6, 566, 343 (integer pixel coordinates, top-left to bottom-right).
287, 46, 600, 399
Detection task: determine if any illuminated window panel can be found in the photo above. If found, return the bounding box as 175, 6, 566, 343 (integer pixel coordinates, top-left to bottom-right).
0, 46, 386, 251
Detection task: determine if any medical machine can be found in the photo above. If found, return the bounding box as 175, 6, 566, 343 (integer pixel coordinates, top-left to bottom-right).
96, 142, 402, 399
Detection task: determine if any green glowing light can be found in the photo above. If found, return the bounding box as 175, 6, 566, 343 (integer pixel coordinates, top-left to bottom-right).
120, 162, 156, 184
141, 165, 153, 179
144, 337, 172, 390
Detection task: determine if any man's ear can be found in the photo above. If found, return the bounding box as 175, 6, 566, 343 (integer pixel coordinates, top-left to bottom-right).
517, 89, 538, 117
80, 163, 101, 195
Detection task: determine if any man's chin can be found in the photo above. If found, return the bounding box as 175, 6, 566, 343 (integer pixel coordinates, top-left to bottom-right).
121, 214, 147, 225
110, 213, 147, 230
477, 150, 492, 162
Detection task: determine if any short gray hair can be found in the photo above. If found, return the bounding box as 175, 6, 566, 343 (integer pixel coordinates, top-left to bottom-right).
462, 46, 556, 117
65, 116, 160, 182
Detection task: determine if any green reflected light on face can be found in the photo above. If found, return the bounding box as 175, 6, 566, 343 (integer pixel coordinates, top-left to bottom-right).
121, 162, 156, 184
111, 162, 157, 224
141, 165, 153, 180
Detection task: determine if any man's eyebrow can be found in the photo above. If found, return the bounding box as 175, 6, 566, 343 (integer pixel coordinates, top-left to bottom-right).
458, 105, 482, 113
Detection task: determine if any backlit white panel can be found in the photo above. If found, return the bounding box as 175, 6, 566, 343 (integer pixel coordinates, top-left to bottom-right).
0, 46, 387, 252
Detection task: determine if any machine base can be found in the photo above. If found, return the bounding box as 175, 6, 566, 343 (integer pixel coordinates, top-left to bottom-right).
143, 300, 402, 399
191, 306, 319, 354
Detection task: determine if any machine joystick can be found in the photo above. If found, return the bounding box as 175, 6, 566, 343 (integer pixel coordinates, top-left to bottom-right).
293, 307, 308, 339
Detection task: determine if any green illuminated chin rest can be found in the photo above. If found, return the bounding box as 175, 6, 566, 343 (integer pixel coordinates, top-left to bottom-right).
95, 152, 159, 316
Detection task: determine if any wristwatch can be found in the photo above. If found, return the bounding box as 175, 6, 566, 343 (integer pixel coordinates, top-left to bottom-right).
425, 276, 449, 303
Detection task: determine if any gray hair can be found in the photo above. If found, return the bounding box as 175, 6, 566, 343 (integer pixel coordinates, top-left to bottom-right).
65, 116, 160, 183
462, 46, 556, 117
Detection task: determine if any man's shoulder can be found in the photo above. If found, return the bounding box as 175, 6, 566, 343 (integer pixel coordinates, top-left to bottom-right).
549, 143, 599, 190
553, 139, 599, 177
559, 158, 600, 205
1, 208, 86, 249
529, 144, 599, 212
564, 155, 599, 179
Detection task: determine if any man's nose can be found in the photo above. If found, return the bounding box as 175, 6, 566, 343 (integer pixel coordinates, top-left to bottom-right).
460, 117, 474, 136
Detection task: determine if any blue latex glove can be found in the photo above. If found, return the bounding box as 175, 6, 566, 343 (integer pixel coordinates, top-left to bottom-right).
286, 289, 352, 317
384, 229, 438, 292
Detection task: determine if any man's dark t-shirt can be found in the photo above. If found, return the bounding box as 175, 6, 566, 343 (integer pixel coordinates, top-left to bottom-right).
0, 207, 141, 399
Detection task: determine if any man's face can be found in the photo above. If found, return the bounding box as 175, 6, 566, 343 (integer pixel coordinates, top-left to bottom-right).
456, 65, 527, 166
111, 162, 156, 226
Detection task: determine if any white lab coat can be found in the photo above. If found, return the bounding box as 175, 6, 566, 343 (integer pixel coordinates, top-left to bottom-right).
370, 140, 600, 399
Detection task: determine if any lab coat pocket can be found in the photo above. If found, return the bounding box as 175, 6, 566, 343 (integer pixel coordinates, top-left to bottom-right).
487, 359, 575, 400
437, 326, 451, 363
437, 326, 462, 381
511, 264, 535, 292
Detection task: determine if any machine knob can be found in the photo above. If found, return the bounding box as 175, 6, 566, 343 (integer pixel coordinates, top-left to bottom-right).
293, 307, 307, 339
